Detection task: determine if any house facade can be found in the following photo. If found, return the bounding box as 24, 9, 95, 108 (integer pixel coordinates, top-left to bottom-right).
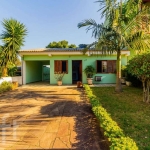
19, 48, 130, 85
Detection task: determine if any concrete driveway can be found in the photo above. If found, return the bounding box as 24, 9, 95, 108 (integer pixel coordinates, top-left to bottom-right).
0, 83, 109, 150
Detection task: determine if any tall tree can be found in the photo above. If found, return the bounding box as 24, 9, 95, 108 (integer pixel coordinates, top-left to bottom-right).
0, 45, 3, 78
46, 40, 77, 48
0, 18, 27, 76
127, 53, 150, 103
68, 44, 76, 48
78, 44, 88, 48
0, 45, 2, 51
78, 0, 150, 92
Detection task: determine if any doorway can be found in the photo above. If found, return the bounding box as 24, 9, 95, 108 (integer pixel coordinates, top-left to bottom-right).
72, 60, 82, 84
42, 65, 50, 81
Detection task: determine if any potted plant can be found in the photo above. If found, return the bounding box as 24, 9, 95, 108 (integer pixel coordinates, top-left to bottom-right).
84, 65, 95, 85
54, 72, 65, 86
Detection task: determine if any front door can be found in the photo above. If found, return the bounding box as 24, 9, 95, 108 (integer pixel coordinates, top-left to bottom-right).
72, 60, 82, 84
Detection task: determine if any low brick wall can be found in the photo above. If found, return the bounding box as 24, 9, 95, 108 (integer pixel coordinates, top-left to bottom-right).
0, 76, 22, 85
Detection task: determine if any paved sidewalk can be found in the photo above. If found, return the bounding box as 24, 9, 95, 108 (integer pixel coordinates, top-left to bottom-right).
0, 84, 109, 150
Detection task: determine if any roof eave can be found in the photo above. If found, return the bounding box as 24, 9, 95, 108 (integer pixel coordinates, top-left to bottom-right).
19, 50, 130, 57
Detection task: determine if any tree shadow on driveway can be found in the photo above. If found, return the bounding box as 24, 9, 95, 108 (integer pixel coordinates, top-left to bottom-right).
0, 86, 109, 150
40, 92, 109, 150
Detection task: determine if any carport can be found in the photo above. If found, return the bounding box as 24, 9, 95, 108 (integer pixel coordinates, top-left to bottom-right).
24, 60, 50, 84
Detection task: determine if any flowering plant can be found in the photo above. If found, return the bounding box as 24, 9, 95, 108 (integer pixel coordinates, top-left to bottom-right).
54, 72, 66, 81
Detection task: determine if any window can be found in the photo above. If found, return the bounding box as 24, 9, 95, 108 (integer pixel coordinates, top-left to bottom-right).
54, 60, 68, 73
102, 61, 107, 73
62, 61, 67, 72
96, 60, 116, 73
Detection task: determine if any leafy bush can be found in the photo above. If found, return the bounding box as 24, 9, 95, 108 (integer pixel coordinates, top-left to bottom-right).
8, 63, 17, 77
127, 53, 150, 102
0, 81, 12, 93
84, 84, 138, 150
0, 69, 2, 78
126, 72, 142, 88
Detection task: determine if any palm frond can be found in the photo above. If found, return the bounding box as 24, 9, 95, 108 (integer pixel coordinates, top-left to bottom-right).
127, 31, 150, 52
78, 19, 104, 38
122, 7, 150, 34
0, 18, 27, 67
96, 0, 118, 19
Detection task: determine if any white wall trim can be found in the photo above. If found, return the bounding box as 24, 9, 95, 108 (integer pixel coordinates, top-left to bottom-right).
22, 61, 26, 84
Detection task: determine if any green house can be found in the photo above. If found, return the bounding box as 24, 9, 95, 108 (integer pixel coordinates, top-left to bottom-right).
19, 48, 130, 85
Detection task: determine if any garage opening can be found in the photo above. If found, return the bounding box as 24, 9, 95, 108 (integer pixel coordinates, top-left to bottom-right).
25, 60, 50, 84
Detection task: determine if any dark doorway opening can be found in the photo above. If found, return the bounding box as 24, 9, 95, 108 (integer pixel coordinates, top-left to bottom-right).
72, 60, 82, 84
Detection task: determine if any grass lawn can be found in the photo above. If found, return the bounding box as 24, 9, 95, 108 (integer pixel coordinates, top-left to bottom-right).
91, 86, 150, 150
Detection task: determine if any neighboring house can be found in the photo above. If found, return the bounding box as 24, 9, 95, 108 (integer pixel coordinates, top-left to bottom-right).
19, 48, 130, 85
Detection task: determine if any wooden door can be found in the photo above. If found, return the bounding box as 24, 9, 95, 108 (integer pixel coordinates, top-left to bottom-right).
79, 60, 82, 81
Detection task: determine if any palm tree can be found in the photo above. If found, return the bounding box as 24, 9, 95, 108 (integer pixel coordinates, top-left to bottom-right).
0, 18, 27, 76
78, 0, 150, 92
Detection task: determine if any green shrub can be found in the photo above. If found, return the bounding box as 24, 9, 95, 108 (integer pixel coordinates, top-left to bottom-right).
84, 84, 138, 150
126, 72, 142, 88
0, 81, 12, 93
0, 68, 2, 78
8, 65, 17, 77
110, 137, 138, 150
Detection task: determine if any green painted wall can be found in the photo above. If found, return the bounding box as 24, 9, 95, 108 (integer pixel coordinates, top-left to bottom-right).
42, 61, 50, 65
24, 55, 50, 60
26, 61, 42, 83
24, 54, 127, 84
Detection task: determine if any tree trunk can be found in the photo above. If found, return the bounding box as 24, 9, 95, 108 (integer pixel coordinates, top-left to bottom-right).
142, 77, 149, 102
146, 80, 150, 103
115, 49, 122, 92
2, 67, 8, 77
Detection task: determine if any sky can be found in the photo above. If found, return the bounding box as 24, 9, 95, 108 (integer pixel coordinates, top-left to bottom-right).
0, 0, 104, 50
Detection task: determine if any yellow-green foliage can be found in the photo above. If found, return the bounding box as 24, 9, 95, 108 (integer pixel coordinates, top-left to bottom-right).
84, 84, 138, 150
0, 81, 12, 93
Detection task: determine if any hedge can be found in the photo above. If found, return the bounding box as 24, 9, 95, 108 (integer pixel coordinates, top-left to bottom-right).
84, 84, 138, 150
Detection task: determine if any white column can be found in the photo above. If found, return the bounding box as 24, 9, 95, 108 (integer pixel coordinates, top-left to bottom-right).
22, 61, 26, 85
